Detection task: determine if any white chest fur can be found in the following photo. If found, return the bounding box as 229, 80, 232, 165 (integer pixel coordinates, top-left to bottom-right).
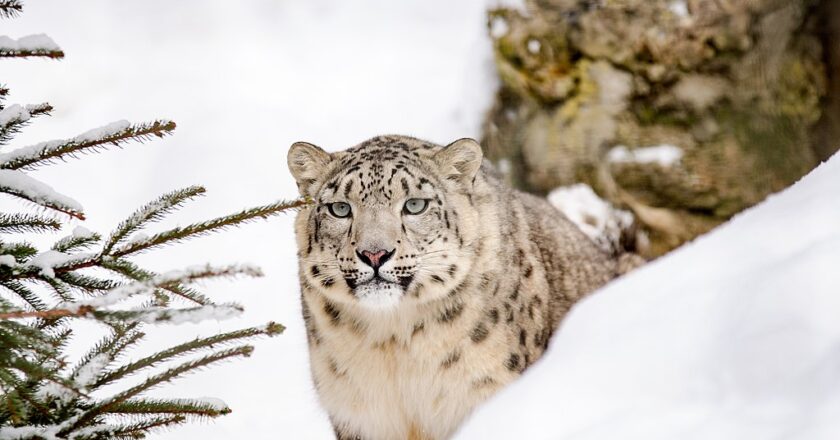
305, 291, 513, 440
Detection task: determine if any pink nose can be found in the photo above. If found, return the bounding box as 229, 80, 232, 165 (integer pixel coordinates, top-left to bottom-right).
362, 250, 387, 267
356, 249, 394, 270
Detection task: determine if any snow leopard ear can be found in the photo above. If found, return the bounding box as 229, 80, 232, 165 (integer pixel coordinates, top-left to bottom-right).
288, 141, 332, 197
433, 138, 483, 188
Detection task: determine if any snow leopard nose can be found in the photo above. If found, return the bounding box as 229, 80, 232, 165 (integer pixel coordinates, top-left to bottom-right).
357, 249, 395, 271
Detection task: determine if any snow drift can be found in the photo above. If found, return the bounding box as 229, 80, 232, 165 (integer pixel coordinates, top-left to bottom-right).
457, 152, 840, 439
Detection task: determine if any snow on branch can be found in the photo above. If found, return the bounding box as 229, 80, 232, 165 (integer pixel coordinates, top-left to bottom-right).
103, 186, 206, 254
100, 258, 213, 305
60, 346, 256, 435
98, 303, 245, 325
0, 103, 52, 145
0, 264, 262, 321
91, 322, 284, 390
66, 263, 262, 311
0, 169, 85, 219
0, 119, 176, 170
0, 34, 63, 59
0, 212, 62, 233
0, 0, 23, 19
111, 198, 311, 257
106, 397, 231, 417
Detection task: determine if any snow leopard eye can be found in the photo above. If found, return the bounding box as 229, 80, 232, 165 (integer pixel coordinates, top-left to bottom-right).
328, 202, 352, 218
403, 198, 428, 215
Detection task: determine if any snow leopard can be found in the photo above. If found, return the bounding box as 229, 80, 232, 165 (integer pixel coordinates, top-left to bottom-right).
288, 135, 622, 440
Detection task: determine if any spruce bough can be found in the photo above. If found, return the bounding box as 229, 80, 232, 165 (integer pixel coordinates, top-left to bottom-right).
0, 2, 305, 438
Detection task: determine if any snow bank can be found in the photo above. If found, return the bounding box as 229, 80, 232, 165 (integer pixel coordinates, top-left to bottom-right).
457, 153, 840, 439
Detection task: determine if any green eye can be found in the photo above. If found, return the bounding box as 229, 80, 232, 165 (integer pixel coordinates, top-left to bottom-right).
328, 202, 352, 218
403, 198, 428, 215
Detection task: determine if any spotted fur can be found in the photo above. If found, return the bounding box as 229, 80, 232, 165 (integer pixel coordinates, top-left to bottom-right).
288, 135, 619, 440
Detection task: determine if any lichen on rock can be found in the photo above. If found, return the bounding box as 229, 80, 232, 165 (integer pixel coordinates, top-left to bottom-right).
482, 0, 833, 258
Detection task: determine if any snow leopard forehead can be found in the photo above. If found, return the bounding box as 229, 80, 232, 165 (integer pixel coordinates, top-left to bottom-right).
318, 135, 447, 205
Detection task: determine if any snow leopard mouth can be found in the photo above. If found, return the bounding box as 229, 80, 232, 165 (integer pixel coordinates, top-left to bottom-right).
346, 274, 413, 291
351, 276, 407, 309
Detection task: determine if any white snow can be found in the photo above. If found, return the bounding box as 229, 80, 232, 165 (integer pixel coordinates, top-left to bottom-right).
0, 254, 16, 267
173, 397, 230, 411
526, 39, 541, 54
0, 120, 131, 168
73, 353, 110, 389
125, 232, 149, 245
71, 120, 130, 143
71, 225, 94, 239
669, 0, 689, 18
0, 104, 31, 127
131, 303, 244, 324
34, 381, 77, 403
0, 169, 83, 213
0, 33, 60, 52
608, 144, 684, 167
457, 152, 840, 439
489, 16, 509, 38
547, 184, 634, 254
25, 250, 92, 278
0, 426, 61, 440
63, 264, 261, 311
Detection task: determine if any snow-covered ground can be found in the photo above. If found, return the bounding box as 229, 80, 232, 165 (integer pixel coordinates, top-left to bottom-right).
4, 1, 839, 440
458, 153, 840, 439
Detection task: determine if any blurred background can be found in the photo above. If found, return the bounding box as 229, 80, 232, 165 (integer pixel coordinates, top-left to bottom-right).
2, 0, 838, 438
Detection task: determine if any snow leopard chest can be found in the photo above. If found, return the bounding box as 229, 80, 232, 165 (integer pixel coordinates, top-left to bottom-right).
302, 260, 552, 440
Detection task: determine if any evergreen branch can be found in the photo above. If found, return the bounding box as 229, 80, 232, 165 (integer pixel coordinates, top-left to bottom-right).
0, 48, 64, 58
0, 0, 23, 18
60, 346, 254, 434
72, 264, 262, 310
0, 241, 38, 261
0, 369, 28, 424
106, 398, 231, 417
0, 305, 94, 320
91, 303, 244, 325
0, 34, 63, 59
0, 321, 56, 359
52, 230, 101, 252
70, 323, 142, 382
0, 280, 47, 311
94, 322, 283, 388
12, 251, 98, 280
108, 415, 186, 439
35, 276, 73, 302
3, 352, 58, 383
111, 198, 310, 257
0, 103, 52, 146
0, 213, 61, 234
102, 186, 206, 254
100, 258, 211, 305
0, 169, 85, 220
56, 272, 121, 294
0, 120, 176, 170
2, 264, 260, 320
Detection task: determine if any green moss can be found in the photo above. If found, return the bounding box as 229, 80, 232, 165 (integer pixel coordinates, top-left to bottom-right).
714, 103, 816, 195
774, 57, 825, 124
